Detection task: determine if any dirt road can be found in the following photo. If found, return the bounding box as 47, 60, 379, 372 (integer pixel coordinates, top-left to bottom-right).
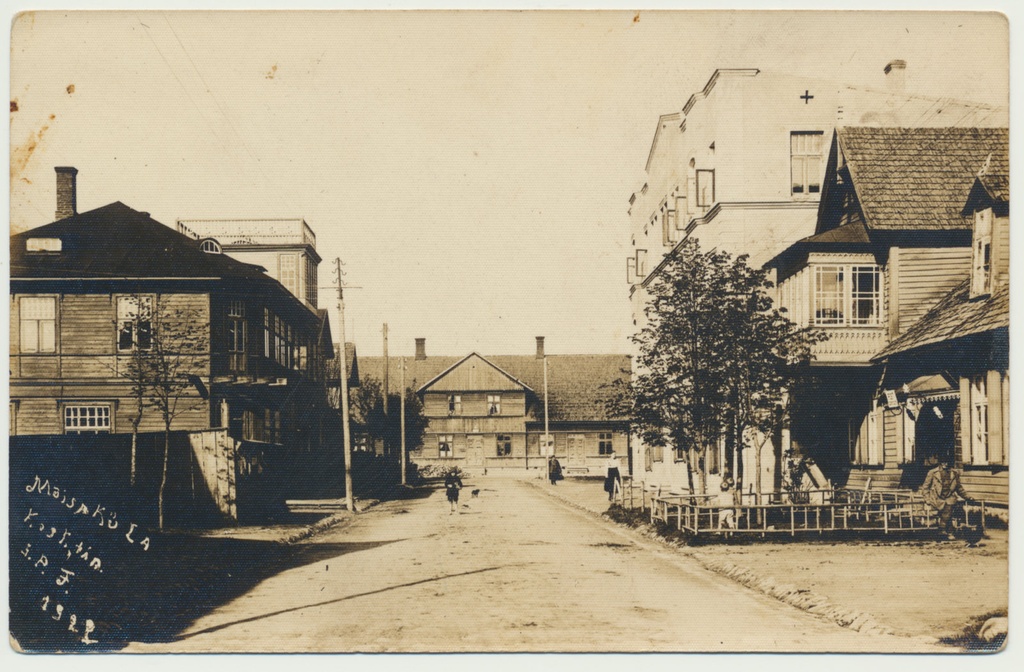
127, 478, 944, 653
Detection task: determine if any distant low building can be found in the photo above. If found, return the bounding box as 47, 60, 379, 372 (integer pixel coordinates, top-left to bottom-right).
359, 337, 631, 476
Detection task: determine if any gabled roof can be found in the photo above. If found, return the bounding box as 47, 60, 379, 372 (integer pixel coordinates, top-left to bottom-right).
831, 127, 1008, 232
11, 202, 270, 281
359, 353, 631, 423
417, 353, 533, 394
874, 279, 1009, 360
961, 170, 1009, 216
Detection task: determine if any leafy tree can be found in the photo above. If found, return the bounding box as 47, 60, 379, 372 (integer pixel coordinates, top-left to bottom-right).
119, 296, 208, 528
349, 375, 428, 460
624, 238, 822, 496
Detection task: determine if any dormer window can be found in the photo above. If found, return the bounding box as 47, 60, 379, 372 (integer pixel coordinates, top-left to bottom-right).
971, 207, 993, 297
26, 238, 62, 253
200, 239, 222, 254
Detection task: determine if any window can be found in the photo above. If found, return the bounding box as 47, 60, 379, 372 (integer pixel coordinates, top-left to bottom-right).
496, 434, 512, 456
696, 169, 715, 208
26, 238, 61, 253
305, 256, 318, 307
64, 404, 111, 434
971, 208, 993, 297
438, 435, 453, 458
598, 433, 614, 455
228, 300, 247, 373
448, 395, 462, 415
279, 254, 299, 297
116, 296, 153, 352
970, 375, 989, 465
662, 207, 678, 246
487, 395, 501, 415
243, 409, 281, 444
813, 265, 882, 326
19, 297, 56, 353
200, 239, 222, 254
635, 249, 648, 278
791, 131, 824, 197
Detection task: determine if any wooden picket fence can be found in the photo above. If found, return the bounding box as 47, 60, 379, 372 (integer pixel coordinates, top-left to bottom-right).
648, 488, 987, 537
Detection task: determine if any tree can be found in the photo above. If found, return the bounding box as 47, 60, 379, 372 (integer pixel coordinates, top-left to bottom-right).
119, 296, 208, 528
349, 375, 428, 460
624, 238, 821, 496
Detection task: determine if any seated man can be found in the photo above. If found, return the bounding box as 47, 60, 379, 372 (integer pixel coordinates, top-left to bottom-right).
919, 455, 970, 540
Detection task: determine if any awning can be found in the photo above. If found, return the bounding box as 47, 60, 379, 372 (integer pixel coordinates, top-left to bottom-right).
905, 373, 958, 401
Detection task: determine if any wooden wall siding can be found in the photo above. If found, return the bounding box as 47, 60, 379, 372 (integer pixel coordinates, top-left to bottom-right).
423, 391, 526, 418
61, 294, 113, 354
426, 416, 527, 435
883, 410, 899, 466
10, 398, 60, 435
896, 248, 971, 335
9, 391, 210, 436
994, 215, 1010, 286
421, 355, 526, 393
960, 469, 1009, 505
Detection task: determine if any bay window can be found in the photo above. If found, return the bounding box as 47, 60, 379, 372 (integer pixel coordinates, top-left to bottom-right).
813, 265, 882, 326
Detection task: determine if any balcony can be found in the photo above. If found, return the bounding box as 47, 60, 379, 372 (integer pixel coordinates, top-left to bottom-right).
177, 219, 316, 249
810, 327, 888, 364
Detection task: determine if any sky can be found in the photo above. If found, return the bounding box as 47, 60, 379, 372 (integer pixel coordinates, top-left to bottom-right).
7, 9, 1010, 359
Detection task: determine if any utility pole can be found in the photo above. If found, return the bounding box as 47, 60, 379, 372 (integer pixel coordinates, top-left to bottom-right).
382, 322, 389, 419
400, 356, 407, 486
334, 258, 355, 513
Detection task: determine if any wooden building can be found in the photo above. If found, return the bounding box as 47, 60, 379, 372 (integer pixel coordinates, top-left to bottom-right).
9, 168, 336, 510
359, 338, 630, 476
626, 62, 1007, 496
766, 128, 1009, 505
869, 163, 1009, 507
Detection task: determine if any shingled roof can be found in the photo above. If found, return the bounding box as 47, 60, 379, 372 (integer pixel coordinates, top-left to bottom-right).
10, 202, 270, 281
874, 279, 1009, 360
359, 353, 631, 423
835, 127, 1008, 231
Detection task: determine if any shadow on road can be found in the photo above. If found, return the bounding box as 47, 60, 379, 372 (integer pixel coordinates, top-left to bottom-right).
10, 531, 403, 652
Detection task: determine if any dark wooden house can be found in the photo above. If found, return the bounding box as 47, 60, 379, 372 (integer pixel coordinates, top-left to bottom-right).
766, 127, 1008, 499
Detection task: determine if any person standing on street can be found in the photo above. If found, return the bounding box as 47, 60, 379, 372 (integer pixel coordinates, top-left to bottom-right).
548, 456, 563, 485
920, 455, 970, 540
444, 468, 464, 514
604, 452, 622, 502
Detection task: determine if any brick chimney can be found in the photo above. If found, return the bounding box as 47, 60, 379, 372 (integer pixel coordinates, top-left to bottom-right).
415, 338, 427, 361
884, 60, 906, 94
535, 336, 545, 359
55, 166, 78, 220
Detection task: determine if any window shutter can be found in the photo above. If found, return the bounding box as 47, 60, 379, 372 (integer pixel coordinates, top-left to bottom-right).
987, 370, 1003, 465
901, 411, 916, 464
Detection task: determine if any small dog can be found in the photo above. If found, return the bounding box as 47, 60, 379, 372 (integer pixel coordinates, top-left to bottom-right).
471, 489, 480, 498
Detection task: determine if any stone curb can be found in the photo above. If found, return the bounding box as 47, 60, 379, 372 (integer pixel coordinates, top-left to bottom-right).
281, 498, 381, 545
525, 481, 923, 642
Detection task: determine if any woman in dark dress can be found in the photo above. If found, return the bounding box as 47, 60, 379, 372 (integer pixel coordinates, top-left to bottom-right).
444, 469, 464, 513
548, 457, 563, 485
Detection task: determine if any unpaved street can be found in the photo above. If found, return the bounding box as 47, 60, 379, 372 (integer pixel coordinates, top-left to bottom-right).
128, 478, 942, 653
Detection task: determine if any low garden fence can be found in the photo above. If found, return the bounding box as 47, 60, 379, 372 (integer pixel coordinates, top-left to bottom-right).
650, 488, 987, 537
